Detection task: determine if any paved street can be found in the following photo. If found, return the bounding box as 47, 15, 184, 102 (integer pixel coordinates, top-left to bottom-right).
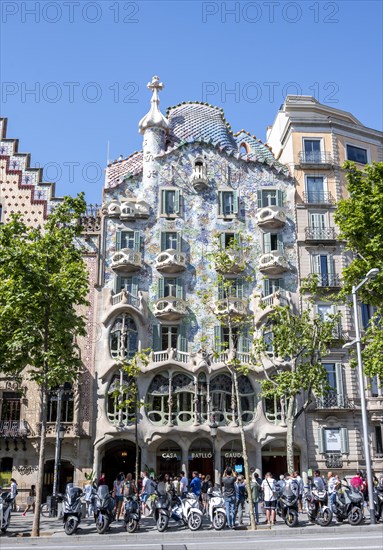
0, 511, 382, 550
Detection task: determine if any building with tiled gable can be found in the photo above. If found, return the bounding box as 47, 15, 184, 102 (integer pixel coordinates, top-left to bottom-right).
0, 118, 100, 503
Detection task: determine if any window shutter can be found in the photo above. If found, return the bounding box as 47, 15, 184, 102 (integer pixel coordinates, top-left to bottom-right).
237, 278, 244, 299
335, 363, 344, 406
279, 278, 285, 290
134, 231, 140, 252
239, 327, 250, 353
218, 191, 224, 215
233, 190, 239, 214
214, 325, 222, 352
174, 190, 180, 214
218, 282, 224, 300
116, 231, 122, 251
177, 323, 187, 352
277, 233, 284, 252
220, 233, 226, 249
263, 232, 271, 253
152, 324, 161, 351
176, 232, 182, 252
160, 189, 165, 215
310, 213, 325, 229
131, 276, 138, 297
263, 279, 270, 296
318, 427, 326, 454
176, 277, 184, 300
158, 278, 165, 299
312, 254, 321, 274
277, 189, 284, 207
340, 428, 349, 454
257, 190, 263, 208
328, 256, 335, 282
161, 232, 166, 251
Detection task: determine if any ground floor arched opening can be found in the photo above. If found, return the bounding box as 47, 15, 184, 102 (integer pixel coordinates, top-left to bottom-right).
221, 440, 244, 475
261, 440, 300, 478
43, 459, 74, 501
156, 440, 182, 477
188, 438, 214, 479
101, 439, 140, 488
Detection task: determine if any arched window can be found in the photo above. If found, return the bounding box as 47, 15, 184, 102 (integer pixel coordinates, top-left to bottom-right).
146, 374, 170, 426
210, 374, 233, 425
237, 375, 256, 423
109, 314, 138, 359
197, 372, 208, 423
264, 396, 283, 424
107, 373, 135, 426
172, 373, 194, 425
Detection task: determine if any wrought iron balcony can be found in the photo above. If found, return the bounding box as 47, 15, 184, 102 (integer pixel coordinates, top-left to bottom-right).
155, 249, 186, 273
0, 420, 29, 439
308, 273, 341, 288
325, 453, 343, 469
302, 191, 335, 205
111, 248, 142, 273
298, 151, 333, 167
256, 206, 286, 229
259, 250, 289, 274
153, 297, 187, 320
304, 227, 337, 242
215, 296, 248, 318
316, 394, 355, 409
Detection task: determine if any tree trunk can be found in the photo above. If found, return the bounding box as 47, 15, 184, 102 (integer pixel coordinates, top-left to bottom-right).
232, 368, 257, 530
135, 390, 140, 490
286, 396, 296, 476
32, 387, 48, 537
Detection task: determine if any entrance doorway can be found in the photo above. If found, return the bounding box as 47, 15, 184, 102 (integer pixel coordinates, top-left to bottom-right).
101, 440, 139, 488
156, 440, 181, 477
188, 438, 213, 479
261, 441, 300, 478
43, 460, 74, 501
221, 440, 244, 475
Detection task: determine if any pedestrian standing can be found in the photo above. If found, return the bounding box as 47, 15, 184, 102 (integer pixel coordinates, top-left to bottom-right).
222, 467, 236, 529
261, 472, 277, 525
10, 478, 18, 512
189, 471, 201, 497
235, 474, 247, 525
327, 471, 337, 512
22, 485, 36, 516
180, 471, 188, 497
201, 474, 212, 515
292, 471, 304, 512
113, 472, 125, 521
250, 471, 262, 524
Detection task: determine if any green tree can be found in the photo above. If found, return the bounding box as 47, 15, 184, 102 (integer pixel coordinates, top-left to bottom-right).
334, 161, 383, 377
0, 194, 89, 536
253, 302, 341, 475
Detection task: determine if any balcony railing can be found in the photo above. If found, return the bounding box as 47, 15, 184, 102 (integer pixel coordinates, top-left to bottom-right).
256, 206, 286, 229
191, 164, 209, 191
155, 249, 186, 273
298, 151, 333, 166
325, 453, 343, 469
215, 297, 248, 318
259, 250, 289, 274
215, 249, 245, 274
304, 227, 337, 242
111, 290, 143, 312
152, 349, 190, 364
302, 191, 335, 205
316, 394, 355, 409
308, 273, 341, 288
153, 297, 187, 320
111, 248, 142, 272
0, 420, 29, 438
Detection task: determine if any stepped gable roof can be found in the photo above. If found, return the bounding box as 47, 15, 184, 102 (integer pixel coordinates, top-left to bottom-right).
166, 102, 238, 151
105, 151, 143, 188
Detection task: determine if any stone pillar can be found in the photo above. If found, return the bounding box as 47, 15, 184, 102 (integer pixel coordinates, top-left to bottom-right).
181, 447, 189, 477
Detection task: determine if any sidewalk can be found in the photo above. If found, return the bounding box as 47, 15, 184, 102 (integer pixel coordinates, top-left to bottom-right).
3, 509, 381, 539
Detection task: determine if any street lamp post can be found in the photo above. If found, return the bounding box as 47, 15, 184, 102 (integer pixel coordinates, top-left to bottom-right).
345, 268, 379, 525
209, 413, 218, 486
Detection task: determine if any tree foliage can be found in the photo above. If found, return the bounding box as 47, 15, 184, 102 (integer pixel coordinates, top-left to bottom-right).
334, 161, 383, 377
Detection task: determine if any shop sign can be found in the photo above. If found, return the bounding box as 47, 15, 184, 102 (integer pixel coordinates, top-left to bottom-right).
161, 452, 180, 460
224, 452, 243, 458
191, 452, 212, 459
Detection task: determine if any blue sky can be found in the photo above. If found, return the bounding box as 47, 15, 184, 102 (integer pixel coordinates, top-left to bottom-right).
1, 0, 382, 204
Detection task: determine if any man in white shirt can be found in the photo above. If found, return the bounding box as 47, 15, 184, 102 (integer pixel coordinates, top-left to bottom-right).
180, 471, 188, 496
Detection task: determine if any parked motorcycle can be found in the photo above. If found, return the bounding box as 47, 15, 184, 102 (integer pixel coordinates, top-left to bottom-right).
207, 487, 226, 530
94, 484, 115, 534
333, 481, 364, 525
0, 491, 15, 534
123, 495, 140, 533
305, 487, 333, 526
276, 480, 299, 527
57, 483, 83, 535
373, 485, 383, 523
171, 492, 203, 531
152, 485, 172, 532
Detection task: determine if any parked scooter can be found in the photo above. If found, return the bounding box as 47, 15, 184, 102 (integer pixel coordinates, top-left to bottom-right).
57, 483, 83, 535
94, 484, 115, 534
333, 480, 364, 525
152, 484, 172, 532
305, 486, 333, 526
171, 491, 203, 531
373, 485, 383, 523
207, 487, 226, 530
123, 495, 140, 533
276, 479, 299, 527
0, 490, 15, 534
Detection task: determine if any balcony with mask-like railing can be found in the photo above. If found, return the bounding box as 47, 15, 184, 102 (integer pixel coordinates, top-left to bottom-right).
111, 248, 142, 273
215, 248, 245, 274
256, 205, 286, 229
214, 296, 248, 318
259, 250, 289, 275
191, 162, 209, 192
153, 297, 187, 321
297, 151, 334, 169
304, 227, 337, 243
155, 249, 187, 273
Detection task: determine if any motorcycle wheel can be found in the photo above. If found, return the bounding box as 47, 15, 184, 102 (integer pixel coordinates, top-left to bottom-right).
96, 515, 110, 534
40, 503, 50, 517
285, 509, 299, 528
156, 513, 169, 532
213, 511, 226, 530
318, 507, 332, 527
64, 517, 78, 536
348, 507, 363, 526
188, 511, 202, 531
125, 518, 138, 533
